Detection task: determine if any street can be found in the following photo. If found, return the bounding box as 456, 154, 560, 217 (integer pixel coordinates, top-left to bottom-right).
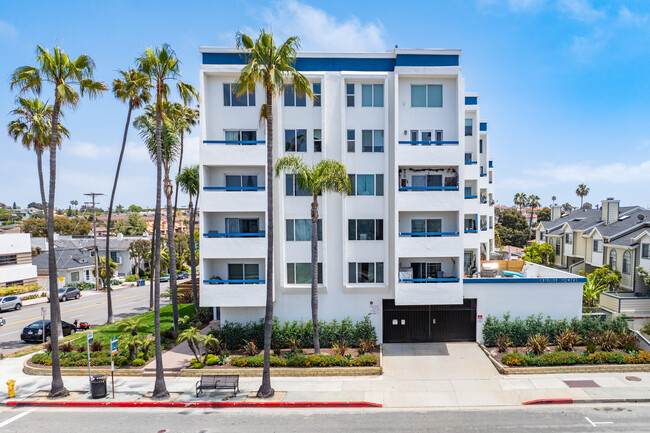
0, 283, 170, 355
0, 404, 648, 432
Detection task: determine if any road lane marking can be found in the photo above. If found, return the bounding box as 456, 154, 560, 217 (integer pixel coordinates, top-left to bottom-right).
0, 409, 34, 428
585, 417, 613, 427
2, 293, 146, 327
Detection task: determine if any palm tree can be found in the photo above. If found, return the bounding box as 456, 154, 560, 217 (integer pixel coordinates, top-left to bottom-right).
10, 45, 106, 398
514, 192, 527, 214
104, 69, 151, 324
116, 316, 144, 336
275, 156, 350, 353
7, 97, 70, 221
551, 195, 557, 206
177, 165, 200, 313
236, 29, 312, 398
527, 195, 540, 228
562, 202, 574, 213
176, 327, 204, 363
135, 42, 191, 399
576, 184, 589, 209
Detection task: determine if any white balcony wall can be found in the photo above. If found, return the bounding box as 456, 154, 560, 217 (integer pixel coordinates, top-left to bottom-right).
200, 190, 266, 213
397, 237, 461, 258
203, 166, 265, 188
201, 143, 266, 166
398, 211, 459, 234
203, 212, 265, 234
202, 237, 266, 259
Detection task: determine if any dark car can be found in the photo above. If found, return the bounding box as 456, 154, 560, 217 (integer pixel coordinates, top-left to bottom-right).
0, 295, 22, 312
176, 271, 189, 280
47, 286, 81, 302
20, 319, 76, 343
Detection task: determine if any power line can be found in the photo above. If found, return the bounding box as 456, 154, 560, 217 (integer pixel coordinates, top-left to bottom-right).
84, 192, 104, 289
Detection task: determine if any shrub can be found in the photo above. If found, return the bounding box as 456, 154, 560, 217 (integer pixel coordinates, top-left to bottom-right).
132, 358, 146, 367
555, 329, 579, 352
287, 337, 302, 354
43, 342, 51, 352
357, 338, 376, 355
586, 341, 597, 353
205, 354, 227, 366
89, 340, 104, 353
501, 352, 526, 367
230, 353, 377, 368
527, 334, 548, 355
531, 352, 580, 366
125, 275, 139, 283
496, 334, 512, 353
618, 332, 639, 352
332, 342, 348, 356
599, 330, 618, 352
110, 279, 121, 286
58, 342, 74, 353
68, 282, 94, 291
190, 359, 205, 369
115, 358, 129, 367
0, 283, 41, 297
243, 340, 258, 356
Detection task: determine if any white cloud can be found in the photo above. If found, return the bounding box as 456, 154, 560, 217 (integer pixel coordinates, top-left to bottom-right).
477, 0, 547, 12
617, 6, 649, 26
558, 0, 604, 23
124, 140, 152, 163
0, 20, 17, 39
264, 0, 385, 52
64, 141, 108, 159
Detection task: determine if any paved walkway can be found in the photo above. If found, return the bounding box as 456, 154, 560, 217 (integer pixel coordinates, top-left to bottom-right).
1, 342, 650, 408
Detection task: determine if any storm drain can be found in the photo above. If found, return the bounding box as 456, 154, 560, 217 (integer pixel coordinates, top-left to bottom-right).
625, 376, 642, 382
563, 380, 600, 388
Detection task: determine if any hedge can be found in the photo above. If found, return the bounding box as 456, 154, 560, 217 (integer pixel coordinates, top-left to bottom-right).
482, 313, 629, 347
502, 350, 650, 367
31, 351, 117, 367
213, 316, 377, 350
230, 354, 378, 368
0, 283, 40, 297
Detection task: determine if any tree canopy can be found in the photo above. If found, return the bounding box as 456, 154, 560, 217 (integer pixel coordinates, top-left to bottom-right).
22, 216, 92, 237
522, 242, 555, 266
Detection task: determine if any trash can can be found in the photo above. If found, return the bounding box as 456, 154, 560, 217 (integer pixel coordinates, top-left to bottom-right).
90, 374, 107, 399
138, 279, 145, 287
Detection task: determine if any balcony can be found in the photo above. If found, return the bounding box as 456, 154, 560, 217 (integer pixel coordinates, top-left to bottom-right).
600, 291, 650, 314
465, 195, 477, 199
489, 160, 493, 168
395, 259, 463, 305
464, 160, 477, 165
395, 143, 461, 166
398, 233, 460, 257
398, 140, 459, 146
201, 140, 266, 165
203, 186, 265, 191
201, 280, 267, 307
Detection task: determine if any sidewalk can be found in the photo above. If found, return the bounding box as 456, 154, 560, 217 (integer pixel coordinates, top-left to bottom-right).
1, 343, 650, 408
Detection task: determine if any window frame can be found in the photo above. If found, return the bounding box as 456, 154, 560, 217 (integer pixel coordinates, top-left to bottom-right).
287, 262, 323, 285
223, 83, 255, 107
348, 262, 384, 284
346, 83, 355, 107
313, 129, 322, 152
285, 129, 307, 152
642, 243, 650, 259
410, 84, 442, 107
285, 219, 322, 241
361, 129, 384, 153
622, 251, 631, 274
348, 219, 383, 241
465, 118, 473, 136
283, 83, 306, 107
312, 82, 321, 107
361, 84, 383, 107
347, 129, 355, 153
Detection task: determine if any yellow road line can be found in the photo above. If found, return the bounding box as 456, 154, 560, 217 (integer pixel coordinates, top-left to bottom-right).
3, 293, 145, 327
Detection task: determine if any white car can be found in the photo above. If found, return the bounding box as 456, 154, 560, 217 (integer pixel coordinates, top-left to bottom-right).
0, 295, 22, 312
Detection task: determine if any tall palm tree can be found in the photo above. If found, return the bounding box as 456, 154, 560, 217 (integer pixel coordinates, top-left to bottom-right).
514, 192, 527, 214
576, 184, 589, 209
177, 165, 200, 313
275, 156, 350, 353
551, 195, 557, 206
104, 69, 151, 324
527, 195, 541, 228
236, 29, 312, 398
7, 97, 70, 220
10, 45, 106, 398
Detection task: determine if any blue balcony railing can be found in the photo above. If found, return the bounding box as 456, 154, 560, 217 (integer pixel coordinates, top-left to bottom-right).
203, 233, 265, 238
399, 231, 459, 237
489, 161, 493, 168
399, 278, 460, 283
398, 140, 459, 146
489, 181, 493, 184
203, 279, 265, 284
465, 195, 477, 199
399, 186, 459, 191
464, 229, 478, 233
480, 200, 488, 204
480, 173, 487, 177
481, 228, 488, 231
464, 161, 477, 165
203, 186, 265, 191
203, 140, 265, 145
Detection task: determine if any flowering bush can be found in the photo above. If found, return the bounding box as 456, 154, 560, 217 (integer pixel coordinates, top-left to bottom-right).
229, 353, 377, 368
501, 350, 650, 367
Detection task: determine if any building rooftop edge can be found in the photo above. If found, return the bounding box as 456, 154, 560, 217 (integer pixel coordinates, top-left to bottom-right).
199, 47, 462, 56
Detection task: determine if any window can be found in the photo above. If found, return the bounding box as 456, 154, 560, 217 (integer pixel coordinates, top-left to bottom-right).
0, 255, 17, 266
410, 219, 442, 236
85, 270, 90, 281
549, 238, 554, 247
313, 129, 322, 152
565, 233, 573, 244
346, 83, 355, 107
541, 232, 546, 242
376, 174, 384, 196
286, 219, 322, 241
312, 82, 321, 107
465, 153, 473, 163
361, 84, 383, 107
465, 119, 473, 136
411, 174, 443, 188
285, 129, 307, 152
593, 239, 603, 253
465, 186, 473, 197
348, 219, 383, 240
410, 84, 443, 107
555, 241, 561, 255
348, 174, 383, 196
226, 218, 260, 235
225, 175, 258, 190
623, 251, 631, 274
347, 129, 355, 152
642, 243, 650, 259
348, 262, 384, 284
224, 130, 257, 144
110, 251, 120, 264
71, 271, 80, 283
411, 262, 442, 280
223, 83, 255, 106
609, 250, 617, 270
5, 281, 21, 287
287, 263, 323, 284
464, 216, 476, 231
361, 130, 384, 152
283, 83, 306, 107
479, 139, 483, 153
285, 174, 310, 196
227, 263, 260, 282
436, 130, 443, 142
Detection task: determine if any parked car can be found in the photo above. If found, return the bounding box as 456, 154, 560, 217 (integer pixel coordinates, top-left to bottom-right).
20, 319, 76, 343
0, 295, 22, 312
176, 271, 189, 280
47, 286, 81, 302
160, 274, 170, 283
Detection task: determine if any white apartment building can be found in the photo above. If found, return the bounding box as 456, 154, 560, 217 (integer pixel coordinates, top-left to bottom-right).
0, 233, 38, 288
198, 48, 580, 343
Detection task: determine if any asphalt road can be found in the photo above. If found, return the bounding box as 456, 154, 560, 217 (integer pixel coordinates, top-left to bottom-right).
0, 404, 648, 432
0, 282, 170, 355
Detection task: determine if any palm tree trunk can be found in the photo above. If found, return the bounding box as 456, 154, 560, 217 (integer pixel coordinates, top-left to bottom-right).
152, 88, 169, 399
46, 99, 68, 398
165, 180, 179, 332
311, 194, 320, 354
36, 149, 48, 221
171, 131, 183, 237
188, 198, 198, 313
257, 85, 275, 399
104, 101, 133, 324
149, 223, 156, 310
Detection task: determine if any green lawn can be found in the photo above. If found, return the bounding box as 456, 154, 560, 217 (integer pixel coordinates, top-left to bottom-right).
67, 304, 195, 346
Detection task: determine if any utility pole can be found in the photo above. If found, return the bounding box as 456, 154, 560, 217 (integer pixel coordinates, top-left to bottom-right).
84, 193, 104, 290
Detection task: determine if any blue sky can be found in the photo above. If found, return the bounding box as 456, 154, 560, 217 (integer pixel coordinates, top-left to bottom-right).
1, 0, 649, 209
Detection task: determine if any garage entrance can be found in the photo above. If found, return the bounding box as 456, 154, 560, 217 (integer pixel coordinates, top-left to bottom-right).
382, 299, 477, 343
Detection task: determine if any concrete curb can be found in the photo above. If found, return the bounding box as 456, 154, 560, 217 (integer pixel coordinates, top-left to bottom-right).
3, 400, 382, 408
523, 398, 650, 405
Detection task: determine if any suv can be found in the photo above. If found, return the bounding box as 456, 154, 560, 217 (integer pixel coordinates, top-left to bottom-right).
176, 271, 189, 280
0, 295, 22, 312
21, 319, 76, 343
47, 286, 81, 302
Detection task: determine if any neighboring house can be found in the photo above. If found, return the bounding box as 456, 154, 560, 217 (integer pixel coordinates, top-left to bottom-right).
32, 248, 95, 289
0, 233, 38, 288
535, 198, 649, 292
196, 46, 583, 344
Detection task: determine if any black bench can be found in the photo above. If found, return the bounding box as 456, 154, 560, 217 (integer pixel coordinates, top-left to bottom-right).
196, 374, 239, 397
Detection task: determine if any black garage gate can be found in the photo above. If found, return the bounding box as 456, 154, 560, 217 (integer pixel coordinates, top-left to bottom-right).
382, 299, 477, 343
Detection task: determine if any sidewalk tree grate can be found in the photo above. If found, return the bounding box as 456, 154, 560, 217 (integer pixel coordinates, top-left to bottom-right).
625, 376, 642, 382
563, 380, 599, 388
